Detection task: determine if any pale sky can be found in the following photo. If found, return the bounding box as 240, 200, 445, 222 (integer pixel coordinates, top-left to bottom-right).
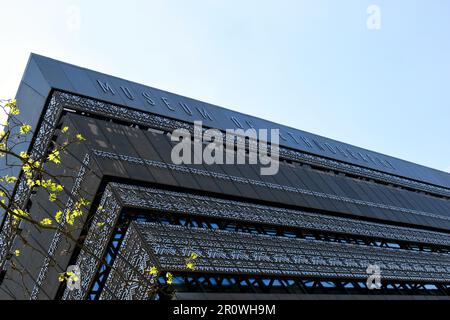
0, 0, 449, 173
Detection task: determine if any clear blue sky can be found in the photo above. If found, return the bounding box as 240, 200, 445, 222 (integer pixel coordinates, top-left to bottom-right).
1, 0, 449, 173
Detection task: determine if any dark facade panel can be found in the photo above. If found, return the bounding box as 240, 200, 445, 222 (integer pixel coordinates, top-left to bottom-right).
59, 112, 450, 231
3, 55, 450, 300
106, 221, 450, 287
15, 53, 450, 191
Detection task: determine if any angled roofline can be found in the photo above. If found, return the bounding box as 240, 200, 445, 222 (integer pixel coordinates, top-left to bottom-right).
14, 53, 450, 190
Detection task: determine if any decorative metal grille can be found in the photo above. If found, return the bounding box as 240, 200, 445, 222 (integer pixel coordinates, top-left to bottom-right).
92, 149, 450, 223
2, 92, 450, 301
97, 220, 450, 299
62, 184, 122, 300
0, 94, 63, 276
113, 183, 450, 247
30, 154, 91, 300
132, 221, 450, 282
54, 91, 450, 199
98, 223, 155, 300
62, 182, 450, 300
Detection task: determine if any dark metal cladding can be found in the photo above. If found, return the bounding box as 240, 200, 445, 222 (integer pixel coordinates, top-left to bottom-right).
16, 53, 450, 191
1, 54, 450, 300
68, 114, 450, 230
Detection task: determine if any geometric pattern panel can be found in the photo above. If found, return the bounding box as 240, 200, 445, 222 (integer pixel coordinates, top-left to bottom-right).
92, 149, 450, 226
116, 184, 450, 247
50, 182, 450, 300
99, 223, 154, 300
5, 52, 450, 302
107, 221, 450, 294
55, 91, 450, 199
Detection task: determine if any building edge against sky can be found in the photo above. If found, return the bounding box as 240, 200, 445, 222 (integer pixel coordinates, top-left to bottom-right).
15, 53, 450, 189
1, 53, 450, 299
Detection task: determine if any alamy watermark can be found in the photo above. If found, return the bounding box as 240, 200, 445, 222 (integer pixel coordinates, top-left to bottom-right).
64, 265, 81, 291
66, 4, 81, 31
366, 264, 382, 290
366, 5, 381, 30
170, 121, 280, 176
